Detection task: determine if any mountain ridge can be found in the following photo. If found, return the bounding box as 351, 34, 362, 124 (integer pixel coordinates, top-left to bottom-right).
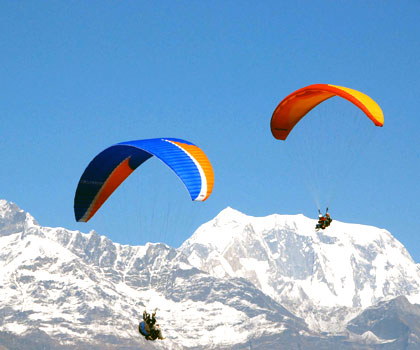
1, 199, 419, 350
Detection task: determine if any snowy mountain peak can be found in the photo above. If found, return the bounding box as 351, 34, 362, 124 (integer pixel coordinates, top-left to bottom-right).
0, 199, 38, 236
0, 199, 21, 216
184, 209, 313, 253
214, 206, 248, 222
182, 207, 254, 253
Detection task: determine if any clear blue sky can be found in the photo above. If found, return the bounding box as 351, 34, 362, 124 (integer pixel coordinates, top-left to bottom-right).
1, 1, 419, 261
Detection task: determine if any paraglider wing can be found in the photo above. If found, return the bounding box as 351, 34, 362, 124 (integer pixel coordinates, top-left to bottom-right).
270, 84, 384, 140
74, 138, 214, 222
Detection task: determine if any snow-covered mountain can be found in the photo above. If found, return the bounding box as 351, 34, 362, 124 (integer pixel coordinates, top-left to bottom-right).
1, 199, 419, 350
180, 207, 420, 332
0, 200, 310, 350
347, 296, 420, 348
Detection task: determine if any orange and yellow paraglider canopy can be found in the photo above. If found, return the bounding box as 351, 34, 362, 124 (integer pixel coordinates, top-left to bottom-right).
270, 84, 384, 140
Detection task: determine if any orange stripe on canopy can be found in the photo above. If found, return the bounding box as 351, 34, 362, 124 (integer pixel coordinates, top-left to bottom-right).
271, 84, 384, 140
82, 157, 134, 222
171, 141, 214, 201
